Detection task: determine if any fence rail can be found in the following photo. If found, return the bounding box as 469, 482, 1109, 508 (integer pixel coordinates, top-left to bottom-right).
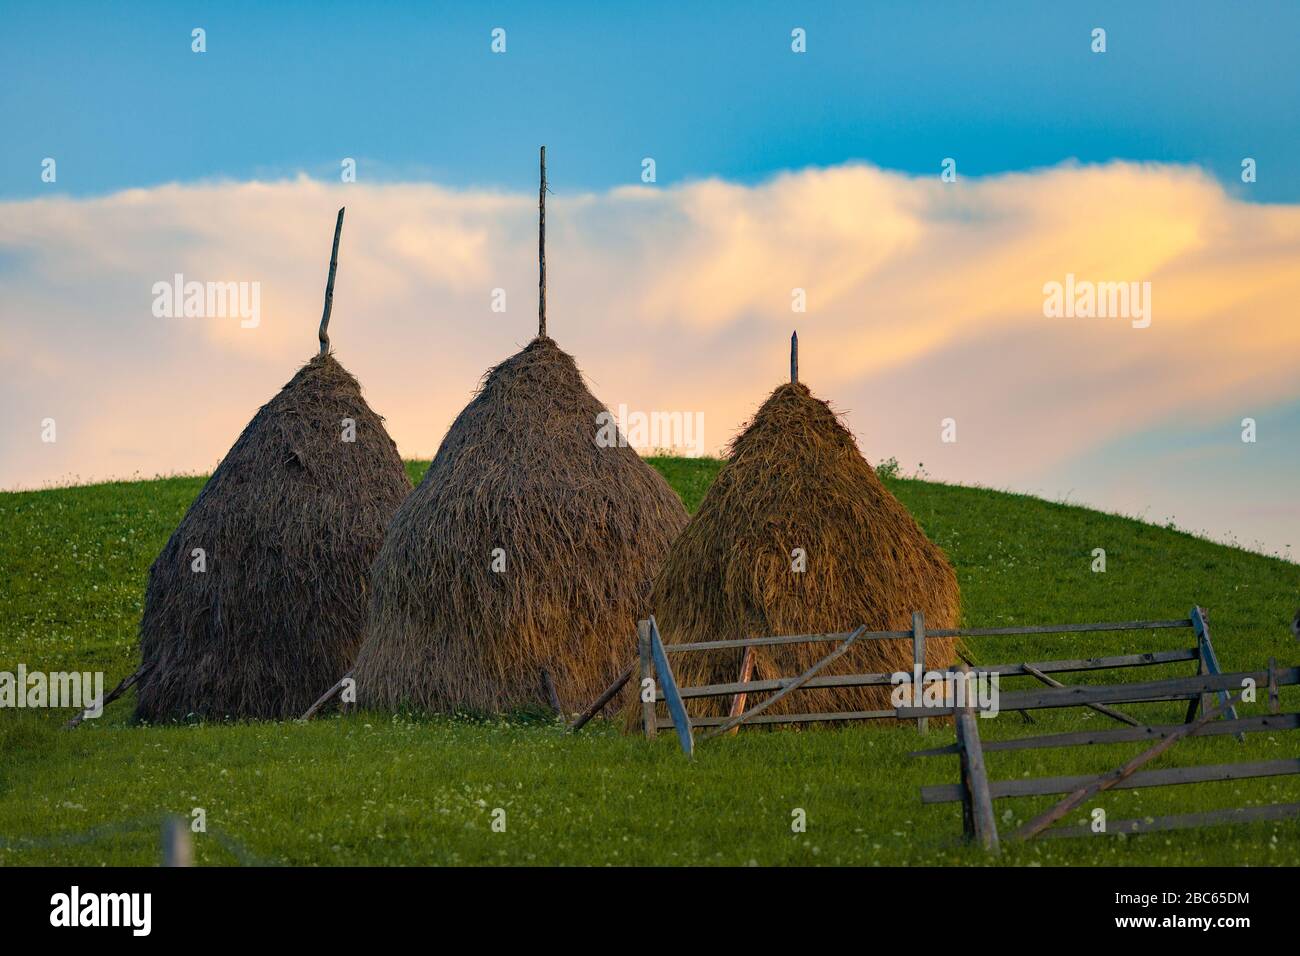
1037, 802, 1300, 839
911, 638, 1300, 846
912, 712, 1300, 756
659, 649, 1201, 704
897, 668, 1298, 718
660, 618, 1194, 654
629, 609, 1217, 750
923, 756, 1300, 804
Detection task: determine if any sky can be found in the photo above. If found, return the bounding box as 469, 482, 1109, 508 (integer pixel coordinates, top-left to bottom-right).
1, 1, 1298, 559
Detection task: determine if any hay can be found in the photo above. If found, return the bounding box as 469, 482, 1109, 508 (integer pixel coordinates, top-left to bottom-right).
631, 380, 960, 726
353, 335, 690, 714
135, 353, 411, 721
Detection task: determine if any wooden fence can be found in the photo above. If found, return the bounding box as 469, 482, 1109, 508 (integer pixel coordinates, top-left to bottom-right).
906, 658, 1300, 850
626, 608, 1225, 754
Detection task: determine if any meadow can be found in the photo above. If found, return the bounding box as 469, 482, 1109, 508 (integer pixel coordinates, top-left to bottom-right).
1, 458, 1296, 865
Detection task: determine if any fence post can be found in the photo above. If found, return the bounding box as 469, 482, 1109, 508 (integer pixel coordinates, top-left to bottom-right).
1184, 649, 1204, 723
912, 611, 927, 733
726, 646, 756, 736
956, 665, 1000, 854
540, 667, 563, 719
162, 815, 192, 867
955, 700, 974, 841
637, 619, 657, 739
1191, 605, 1241, 737
650, 617, 694, 756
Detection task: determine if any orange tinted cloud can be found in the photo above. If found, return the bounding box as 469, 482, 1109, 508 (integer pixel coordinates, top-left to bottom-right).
1, 163, 1297, 553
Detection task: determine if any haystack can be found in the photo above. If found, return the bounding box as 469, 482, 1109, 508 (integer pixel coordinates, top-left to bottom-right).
634, 332, 960, 724
134, 209, 412, 721
352, 148, 689, 714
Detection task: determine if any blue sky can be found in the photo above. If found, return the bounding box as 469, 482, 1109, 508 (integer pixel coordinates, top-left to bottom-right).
4, 1, 1298, 200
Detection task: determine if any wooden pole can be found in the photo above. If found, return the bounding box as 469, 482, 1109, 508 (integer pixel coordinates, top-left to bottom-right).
1192, 605, 1237, 720
649, 617, 695, 756
790, 330, 798, 382
956, 664, 1000, 853
1183, 649, 1204, 723
1192, 605, 1243, 741
912, 611, 927, 733
638, 620, 656, 739
538, 146, 547, 339
318, 207, 345, 356
162, 815, 192, 867
725, 646, 756, 736
570, 662, 635, 732
1021, 662, 1141, 727
956, 705, 975, 840
65, 662, 152, 729
300, 670, 353, 721
541, 667, 563, 717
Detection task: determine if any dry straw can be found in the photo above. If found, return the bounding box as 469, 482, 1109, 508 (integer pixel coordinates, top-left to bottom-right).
353, 147, 690, 714
135, 209, 412, 721
629, 334, 960, 726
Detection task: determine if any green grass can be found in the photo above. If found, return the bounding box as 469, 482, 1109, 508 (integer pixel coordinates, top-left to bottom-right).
1, 460, 1297, 866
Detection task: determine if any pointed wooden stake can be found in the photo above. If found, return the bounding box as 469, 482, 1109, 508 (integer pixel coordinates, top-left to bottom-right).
64, 662, 153, 728
569, 662, 635, 732
790, 330, 798, 382
300, 669, 353, 721
318, 207, 345, 355
725, 646, 756, 736
538, 146, 547, 338
541, 667, 563, 718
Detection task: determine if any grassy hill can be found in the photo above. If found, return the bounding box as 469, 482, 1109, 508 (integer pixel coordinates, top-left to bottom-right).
1, 458, 1297, 866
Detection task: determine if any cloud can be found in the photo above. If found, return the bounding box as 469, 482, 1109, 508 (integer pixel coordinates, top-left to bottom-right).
2, 162, 1298, 553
